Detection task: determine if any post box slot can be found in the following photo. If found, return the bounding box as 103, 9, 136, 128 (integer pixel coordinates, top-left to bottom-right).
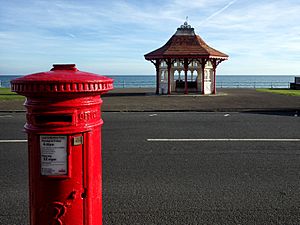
35, 115, 73, 124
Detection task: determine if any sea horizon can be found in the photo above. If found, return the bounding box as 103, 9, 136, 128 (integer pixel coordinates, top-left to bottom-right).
0, 74, 298, 76
0, 74, 296, 89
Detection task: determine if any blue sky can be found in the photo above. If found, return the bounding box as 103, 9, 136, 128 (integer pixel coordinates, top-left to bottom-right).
1, 0, 300, 75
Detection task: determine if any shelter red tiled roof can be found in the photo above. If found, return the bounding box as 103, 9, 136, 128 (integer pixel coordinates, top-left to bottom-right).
144, 22, 228, 60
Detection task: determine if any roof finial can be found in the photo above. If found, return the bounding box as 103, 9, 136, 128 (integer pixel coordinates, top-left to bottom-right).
181, 16, 191, 29
184, 16, 189, 26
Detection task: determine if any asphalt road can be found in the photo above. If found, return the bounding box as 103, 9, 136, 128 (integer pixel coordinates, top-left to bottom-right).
0, 112, 300, 225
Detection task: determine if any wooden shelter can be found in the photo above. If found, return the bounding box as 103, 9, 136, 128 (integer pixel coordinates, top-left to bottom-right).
144, 22, 228, 94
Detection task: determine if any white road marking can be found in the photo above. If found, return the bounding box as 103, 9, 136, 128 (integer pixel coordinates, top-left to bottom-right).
0, 140, 27, 143
149, 114, 158, 117
0, 115, 13, 118
224, 113, 230, 117
147, 138, 300, 142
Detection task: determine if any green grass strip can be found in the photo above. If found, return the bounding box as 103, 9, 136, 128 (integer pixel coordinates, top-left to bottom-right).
0, 88, 25, 100
256, 88, 300, 96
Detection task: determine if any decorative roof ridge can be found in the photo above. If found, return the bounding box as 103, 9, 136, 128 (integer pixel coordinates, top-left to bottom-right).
175, 21, 195, 36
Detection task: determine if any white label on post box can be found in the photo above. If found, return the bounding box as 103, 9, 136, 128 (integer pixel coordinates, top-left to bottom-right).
40, 135, 67, 176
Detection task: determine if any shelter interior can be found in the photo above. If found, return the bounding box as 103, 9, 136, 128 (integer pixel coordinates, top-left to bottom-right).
159, 59, 215, 94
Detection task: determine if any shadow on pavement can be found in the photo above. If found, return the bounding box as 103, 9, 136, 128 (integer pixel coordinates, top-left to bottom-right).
241, 109, 300, 117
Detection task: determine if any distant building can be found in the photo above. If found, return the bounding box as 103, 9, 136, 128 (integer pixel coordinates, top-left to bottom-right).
144, 22, 228, 95
290, 77, 300, 90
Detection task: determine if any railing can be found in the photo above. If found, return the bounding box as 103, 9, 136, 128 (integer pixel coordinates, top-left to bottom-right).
0, 80, 291, 89
113, 81, 155, 88
0, 80, 9, 88
217, 82, 291, 89
113, 81, 291, 89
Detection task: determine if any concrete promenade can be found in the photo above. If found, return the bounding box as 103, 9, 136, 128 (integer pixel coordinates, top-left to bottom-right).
0, 88, 299, 112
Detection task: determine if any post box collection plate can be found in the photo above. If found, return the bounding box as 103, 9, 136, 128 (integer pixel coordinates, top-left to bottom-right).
40, 135, 68, 176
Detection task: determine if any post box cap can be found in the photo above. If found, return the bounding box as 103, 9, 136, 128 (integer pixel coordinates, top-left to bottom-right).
11, 64, 114, 97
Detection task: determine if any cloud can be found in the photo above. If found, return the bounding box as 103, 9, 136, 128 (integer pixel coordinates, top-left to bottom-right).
197, 1, 300, 62
1, 0, 300, 75
200, 0, 238, 23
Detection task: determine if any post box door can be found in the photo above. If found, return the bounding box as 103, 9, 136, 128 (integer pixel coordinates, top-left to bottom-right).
37, 134, 85, 225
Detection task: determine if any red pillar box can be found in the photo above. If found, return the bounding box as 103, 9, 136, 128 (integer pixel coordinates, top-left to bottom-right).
11, 64, 113, 225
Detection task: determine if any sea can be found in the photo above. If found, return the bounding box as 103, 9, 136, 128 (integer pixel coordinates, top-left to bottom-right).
0, 75, 296, 89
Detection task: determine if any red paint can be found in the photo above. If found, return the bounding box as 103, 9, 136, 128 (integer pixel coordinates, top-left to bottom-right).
11, 64, 113, 225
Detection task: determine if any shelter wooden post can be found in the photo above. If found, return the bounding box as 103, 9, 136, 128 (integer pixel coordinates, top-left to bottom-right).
212, 59, 223, 94
156, 60, 160, 95
201, 59, 207, 94
166, 59, 172, 94
151, 59, 161, 94
184, 59, 188, 94
212, 59, 217, 94
195, 71, 198, 92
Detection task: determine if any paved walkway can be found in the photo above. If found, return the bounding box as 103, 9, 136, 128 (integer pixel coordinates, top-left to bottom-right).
0, 88, 299, 112
102, 88, 300, 112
